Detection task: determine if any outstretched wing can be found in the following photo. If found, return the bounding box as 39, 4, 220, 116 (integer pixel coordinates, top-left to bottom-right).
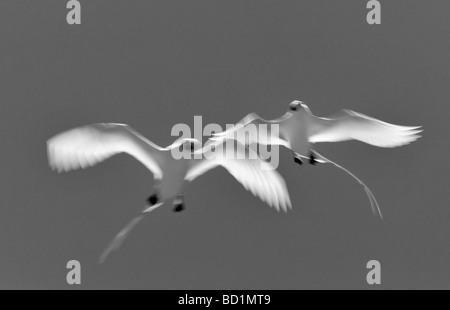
47, 123, 164, 179
211, 113, 291, 147
186, 140, 292, 212
309, 110, 422, 147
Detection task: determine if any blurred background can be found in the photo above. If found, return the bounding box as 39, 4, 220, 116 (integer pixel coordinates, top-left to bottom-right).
0, 0, 448, 289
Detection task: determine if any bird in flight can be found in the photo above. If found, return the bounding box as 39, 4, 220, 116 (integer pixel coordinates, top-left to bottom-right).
47, 123, 291, 262
212, 100, 423, 218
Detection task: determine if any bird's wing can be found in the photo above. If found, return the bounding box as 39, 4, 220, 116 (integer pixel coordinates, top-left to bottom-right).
211, 113, 291, 147
47, 123, 164, 179
308, 109, 422, 147
186, 140, 292, 212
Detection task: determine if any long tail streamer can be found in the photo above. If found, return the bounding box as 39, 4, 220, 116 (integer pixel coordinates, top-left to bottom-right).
99, 203, 164, 264
314, 151, 383, 219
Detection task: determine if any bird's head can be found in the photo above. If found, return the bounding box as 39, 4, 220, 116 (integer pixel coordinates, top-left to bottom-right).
289, 100, 311, 114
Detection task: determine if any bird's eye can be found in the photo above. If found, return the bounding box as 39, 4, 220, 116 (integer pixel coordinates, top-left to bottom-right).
290, 105, 298, 111
190, 143, 195, 152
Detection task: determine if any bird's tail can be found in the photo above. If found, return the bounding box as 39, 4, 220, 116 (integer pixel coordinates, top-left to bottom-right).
313, 151, 383, 219
99, 202, 164, 264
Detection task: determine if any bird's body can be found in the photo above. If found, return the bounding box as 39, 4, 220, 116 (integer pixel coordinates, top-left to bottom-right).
213, 100, 423, 218
280, 111, 311, 158
214, 101, 422, 161
47, 123, 292, 261
155, 154, 189, 202
48, 123, 291, 211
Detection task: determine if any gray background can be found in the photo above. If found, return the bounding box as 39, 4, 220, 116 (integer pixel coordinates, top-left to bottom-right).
0, 0, 448, 289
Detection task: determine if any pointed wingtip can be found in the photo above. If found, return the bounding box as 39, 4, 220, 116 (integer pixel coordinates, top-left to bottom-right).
405, 125, 423, 131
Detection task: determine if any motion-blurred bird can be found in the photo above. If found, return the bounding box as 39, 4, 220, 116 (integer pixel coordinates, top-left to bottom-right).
212, 100, 423, 218
47, 123, 291, 262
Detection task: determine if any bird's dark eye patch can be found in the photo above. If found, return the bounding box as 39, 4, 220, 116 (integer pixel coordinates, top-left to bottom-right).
290, 106, 298, 111
190, 143, 195, 152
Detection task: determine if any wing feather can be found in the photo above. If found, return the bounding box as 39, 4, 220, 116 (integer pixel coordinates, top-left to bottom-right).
309, 110, 422, 147
47, 123, 164, 179
186, 140, 291, 211
211, 113, 291, 147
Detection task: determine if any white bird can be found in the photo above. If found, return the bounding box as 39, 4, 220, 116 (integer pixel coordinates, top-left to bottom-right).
212, 100, 423, 218
47, 123, 291, 262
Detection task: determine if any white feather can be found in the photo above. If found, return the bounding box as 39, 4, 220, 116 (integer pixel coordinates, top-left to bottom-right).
187, 140, 291, 211
47, 123, 164, 179
309, 110, 422, 147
